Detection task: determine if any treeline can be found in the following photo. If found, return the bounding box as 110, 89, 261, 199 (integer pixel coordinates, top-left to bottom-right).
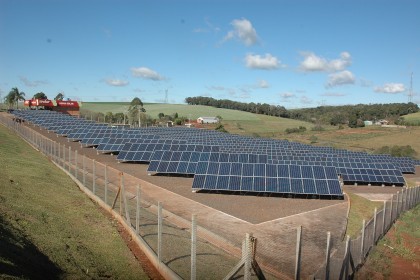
185, 96, 419, 126
289, 103, 419, 126
185, 97, 289, 117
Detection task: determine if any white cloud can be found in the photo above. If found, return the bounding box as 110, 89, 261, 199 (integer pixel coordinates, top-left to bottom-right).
326, 70, 355, 88
193, 18, 220, 33
131, 67, 165, 81
299, 51, 351, 72
374, 83, 406, 94
281, 92, 296, 99
19, 76, 48, 87
257, 80, 270, 88
300, 95, 313, 104
322, 92, 346, 97
223, 18, 258, 46
105, 78, 129, 87
207, 85, 226, 91
245, 53, 280, 70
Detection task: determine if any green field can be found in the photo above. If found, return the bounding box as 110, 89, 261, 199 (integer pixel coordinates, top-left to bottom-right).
0, 124, 148, 279
403, 111, 420, 125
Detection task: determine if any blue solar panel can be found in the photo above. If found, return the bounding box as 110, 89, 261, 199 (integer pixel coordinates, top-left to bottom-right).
192, 163, 343, 196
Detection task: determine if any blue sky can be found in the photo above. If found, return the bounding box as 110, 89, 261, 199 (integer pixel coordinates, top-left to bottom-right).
1, 0, 419, 108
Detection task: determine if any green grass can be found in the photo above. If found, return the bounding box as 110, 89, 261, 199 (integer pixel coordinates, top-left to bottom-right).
345, 192, 383, 238
83, 102, 262, 120
0, 125, 148, 279
356, 203, 420, 279
403, 111, 420, 125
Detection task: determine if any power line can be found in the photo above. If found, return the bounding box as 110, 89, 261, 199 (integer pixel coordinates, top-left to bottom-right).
408, 72, 413, 103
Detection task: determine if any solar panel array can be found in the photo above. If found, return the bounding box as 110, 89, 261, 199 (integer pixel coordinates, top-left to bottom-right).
12, 110, 418, 198
192, 163, 342, 195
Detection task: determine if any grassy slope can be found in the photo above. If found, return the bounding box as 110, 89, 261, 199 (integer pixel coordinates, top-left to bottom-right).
345, 192, 383, 238
403, 111, 420, 125
355, 203, 420, 279
0, 125, 148, 279
82, 102, 318, 137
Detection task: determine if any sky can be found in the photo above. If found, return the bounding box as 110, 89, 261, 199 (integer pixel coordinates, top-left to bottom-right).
1, 0, 419, 108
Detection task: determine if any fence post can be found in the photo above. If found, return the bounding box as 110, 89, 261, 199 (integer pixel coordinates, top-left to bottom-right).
396, 192, 400, 218
136, 185, 140, 234
92, 160, 96, 194
68, 146, 71, 173
373, 208, 377, 244
191, 214, 197, 280
58, 141, 61, 164
325, 231, 331, 280
244, 233, 252, 280
158, 201, 163, 262
389, 195, 393, 228
62, 144, 66, 168
121, 173, 131, 224
83, 155, 86, 186
402, 189, 406, 212
344, 235, 351, 280
75, 150, 78, 179
104, 165, 108, 205
295, 225, 302, 280
382, 201, 386, 237
360, 219, 366, 262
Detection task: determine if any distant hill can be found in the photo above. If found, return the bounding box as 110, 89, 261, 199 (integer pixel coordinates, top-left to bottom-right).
81, 102, 317, 138
84, 102, 282, 121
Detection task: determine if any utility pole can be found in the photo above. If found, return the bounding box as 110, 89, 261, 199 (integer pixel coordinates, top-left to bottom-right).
408, 72, 413, 103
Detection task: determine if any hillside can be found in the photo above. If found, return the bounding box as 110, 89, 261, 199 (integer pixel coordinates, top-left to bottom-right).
0, 123, 149, 279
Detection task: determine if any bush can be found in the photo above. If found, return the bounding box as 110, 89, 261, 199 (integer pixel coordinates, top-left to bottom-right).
374, 145, 418, 158
285, 126, 307, 134
311, 125, 325, 131
215, 124, 228, 133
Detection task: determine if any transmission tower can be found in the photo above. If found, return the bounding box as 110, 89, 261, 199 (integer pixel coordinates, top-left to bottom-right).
408, 72, 413, 103
164, 89, 168, 104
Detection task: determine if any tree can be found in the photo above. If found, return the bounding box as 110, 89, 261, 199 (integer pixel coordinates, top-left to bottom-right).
128, 97, 146, 127
54, 92, 64, 101
33, 92, 48, 99
5, 87, 25, 109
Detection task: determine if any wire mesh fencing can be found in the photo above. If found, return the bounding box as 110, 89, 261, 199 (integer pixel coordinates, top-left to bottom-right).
1, 116, 420, 280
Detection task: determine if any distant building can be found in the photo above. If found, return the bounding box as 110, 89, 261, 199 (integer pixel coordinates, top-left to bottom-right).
197, 116, 219, 124
364, 120, 373, 126
375, 119, 389, 125
24, 99, 81, 116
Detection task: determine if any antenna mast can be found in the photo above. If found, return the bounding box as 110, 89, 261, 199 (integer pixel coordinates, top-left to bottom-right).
164, 89, 168, 104
408, 72, 413, 103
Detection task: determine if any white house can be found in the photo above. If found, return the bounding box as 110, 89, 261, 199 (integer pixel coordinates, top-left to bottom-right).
197, 116, 219, 124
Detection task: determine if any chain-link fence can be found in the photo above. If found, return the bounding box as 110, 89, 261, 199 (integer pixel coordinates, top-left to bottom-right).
1, 115, 419, 280
312, 183, 419, 279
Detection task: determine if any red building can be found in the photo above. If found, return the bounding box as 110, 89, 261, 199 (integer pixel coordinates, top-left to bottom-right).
24, 99, 81, 116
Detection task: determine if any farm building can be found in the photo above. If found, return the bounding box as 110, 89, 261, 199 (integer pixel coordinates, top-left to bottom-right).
197, 116, 219, 124
24, 99, 81, 117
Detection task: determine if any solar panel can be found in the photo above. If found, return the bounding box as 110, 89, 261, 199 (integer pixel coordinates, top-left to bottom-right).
192, 163, 343, 197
